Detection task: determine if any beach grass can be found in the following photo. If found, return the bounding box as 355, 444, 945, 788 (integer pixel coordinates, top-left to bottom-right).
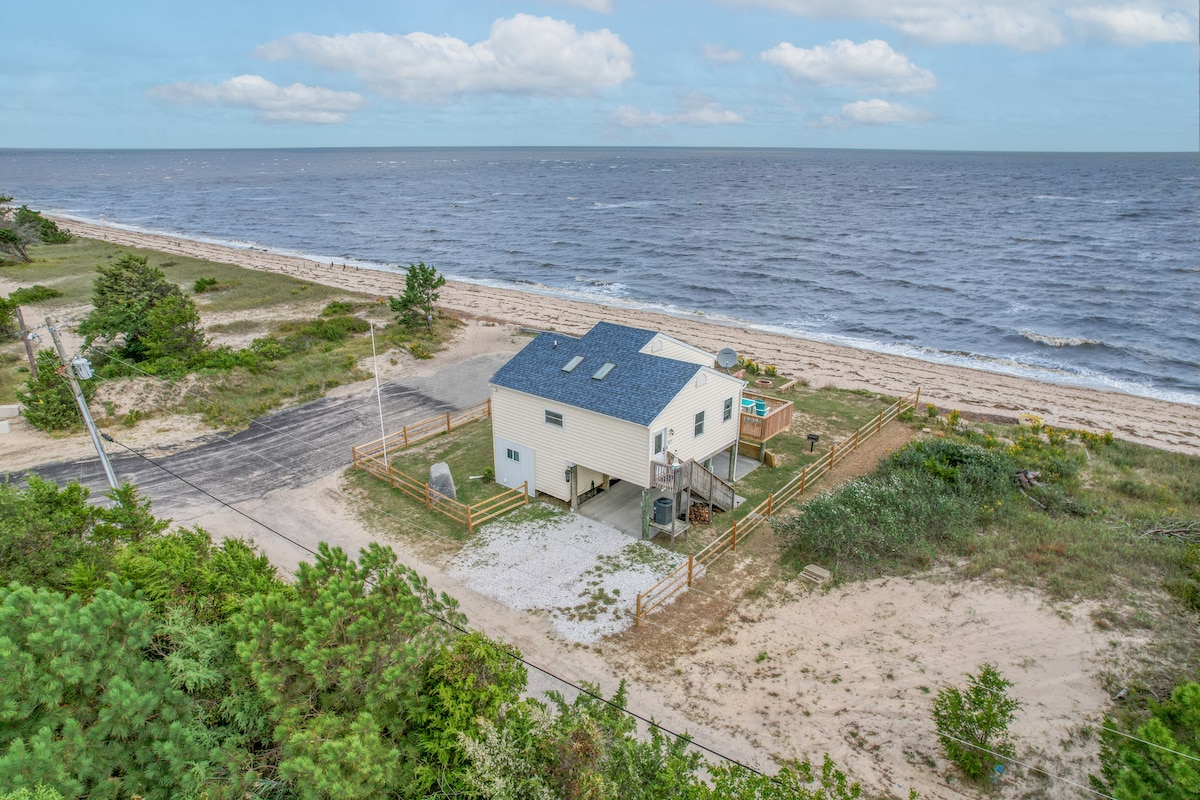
2, 237, 461, 425
775, 421, 1200, 697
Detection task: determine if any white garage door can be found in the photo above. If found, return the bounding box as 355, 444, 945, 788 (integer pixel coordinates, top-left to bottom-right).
494, 437, 535, 495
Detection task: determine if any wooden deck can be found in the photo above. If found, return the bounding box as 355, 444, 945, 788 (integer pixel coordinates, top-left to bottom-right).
739, 390, 793, 443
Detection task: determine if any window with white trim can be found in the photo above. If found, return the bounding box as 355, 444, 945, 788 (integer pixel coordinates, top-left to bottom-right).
545, 409, 564, 427
506, 448, 520, 462
723, 397, 733, 421
694, 410, 705, 437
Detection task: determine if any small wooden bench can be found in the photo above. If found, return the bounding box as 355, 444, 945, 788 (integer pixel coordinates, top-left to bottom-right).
800, 564, 831, 586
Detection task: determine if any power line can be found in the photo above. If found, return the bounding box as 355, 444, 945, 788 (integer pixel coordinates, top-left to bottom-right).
100, 433, 782, 786
931, 728, 1119, 800
71, 343, 1194, 789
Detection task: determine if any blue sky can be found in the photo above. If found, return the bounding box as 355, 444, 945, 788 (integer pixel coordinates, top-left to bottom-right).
3, 1, 1196, 151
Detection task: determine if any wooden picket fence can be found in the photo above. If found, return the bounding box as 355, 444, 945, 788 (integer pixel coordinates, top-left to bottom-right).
351, 399, 529, 534
634, 387, 921, 626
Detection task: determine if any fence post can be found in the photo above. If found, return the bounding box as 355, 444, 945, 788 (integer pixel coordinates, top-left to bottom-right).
467, 505, 473, 535
445, 412, 452, 434
766, 493, 774, 516
829, 442, 837, 467
914, 386, 921, 411
854, 427, 861, 450
799, 467, 807, 496
403, 426, 409, 449
687, 554, 695, 586
731, 520, 738, 551
424, 483, 431, 509
487, 396, 492, 418
522, 481, 530, 505
877, 410, 883, 433
636, 593, 643, 627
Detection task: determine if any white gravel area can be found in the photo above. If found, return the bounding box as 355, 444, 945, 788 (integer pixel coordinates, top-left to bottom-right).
448, 508, 689, 643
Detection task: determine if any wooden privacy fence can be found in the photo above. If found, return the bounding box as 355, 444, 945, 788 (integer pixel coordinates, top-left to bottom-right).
351, 399, 529, 534
634, 387, 921, 626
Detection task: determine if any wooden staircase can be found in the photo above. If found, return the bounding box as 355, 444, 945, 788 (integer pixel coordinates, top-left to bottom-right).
652, 459, 736, 511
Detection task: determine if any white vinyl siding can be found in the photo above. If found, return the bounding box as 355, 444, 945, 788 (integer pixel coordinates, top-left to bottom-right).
492, 386, 648, 502
640, 334, 715, 366
649, 368, 743, 468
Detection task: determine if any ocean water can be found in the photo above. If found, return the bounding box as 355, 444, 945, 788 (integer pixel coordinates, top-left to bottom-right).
3, 147, 1197, 404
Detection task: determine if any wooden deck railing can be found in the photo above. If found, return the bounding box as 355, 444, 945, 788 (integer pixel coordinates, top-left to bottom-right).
652, 459, 737, 511
635, 387, 921, 626
350, 399, 529, 534
739, 391, 794, 443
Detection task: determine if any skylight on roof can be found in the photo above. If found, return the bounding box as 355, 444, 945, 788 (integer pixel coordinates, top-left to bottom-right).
562, 355, 584, 373
592, 362, 616, 380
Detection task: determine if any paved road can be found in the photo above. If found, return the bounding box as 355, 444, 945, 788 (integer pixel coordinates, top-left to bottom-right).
10, 352, 509, 518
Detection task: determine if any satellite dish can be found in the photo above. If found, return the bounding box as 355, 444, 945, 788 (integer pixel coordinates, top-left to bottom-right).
716, 348, 738, 371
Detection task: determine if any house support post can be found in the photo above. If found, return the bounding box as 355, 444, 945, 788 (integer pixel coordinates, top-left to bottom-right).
568, 465, 578, 512
640, 488, 650, 540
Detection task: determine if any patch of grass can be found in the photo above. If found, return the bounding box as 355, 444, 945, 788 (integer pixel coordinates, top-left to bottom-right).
775, 419, 1200, 698
345, 416, 545, 545
386, 417, 498, 508
0, 351, 25, 403
206, 318, 276, 336
186, 345, 371, 428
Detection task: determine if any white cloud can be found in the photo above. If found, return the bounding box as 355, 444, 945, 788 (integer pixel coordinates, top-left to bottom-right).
733, 1, 1200, 50
256, 14, 633, 102
147, 75, 365, 123
614, 96, 745, 127
812, 98, 935, 126
551, 0, 614, 11
761, 39, 936, 94
702, 43, 742, 62
1066, 6, 1196, 45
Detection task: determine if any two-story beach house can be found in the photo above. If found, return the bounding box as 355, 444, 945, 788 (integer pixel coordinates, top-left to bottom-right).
488, 321, 746, 526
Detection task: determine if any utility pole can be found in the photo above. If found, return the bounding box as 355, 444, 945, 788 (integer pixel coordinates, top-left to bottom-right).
46, 318, 120, 490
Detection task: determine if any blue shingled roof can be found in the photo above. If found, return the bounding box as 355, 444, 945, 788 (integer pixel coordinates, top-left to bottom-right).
490, 321, 703, 426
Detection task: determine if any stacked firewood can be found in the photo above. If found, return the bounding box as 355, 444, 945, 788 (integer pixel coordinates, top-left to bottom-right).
688, 503, 711, 524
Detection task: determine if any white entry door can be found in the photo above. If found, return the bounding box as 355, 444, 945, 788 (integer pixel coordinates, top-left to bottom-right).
494, 437, 535, 495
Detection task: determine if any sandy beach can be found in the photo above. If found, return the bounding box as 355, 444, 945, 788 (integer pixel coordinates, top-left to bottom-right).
57, 218, 1199, 456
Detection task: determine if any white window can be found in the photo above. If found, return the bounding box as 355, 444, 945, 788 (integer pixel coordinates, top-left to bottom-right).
506, 448, 520, 462
545, 409, 564, 427
694, 410, 705, 437
723, 397, 733, 422
654, 429, 666, 455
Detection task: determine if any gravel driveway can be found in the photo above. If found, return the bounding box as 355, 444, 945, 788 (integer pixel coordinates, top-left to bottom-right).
448, 508, 689, 643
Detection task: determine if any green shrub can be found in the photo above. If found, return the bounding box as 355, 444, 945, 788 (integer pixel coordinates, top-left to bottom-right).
779, 439, 1013, 576
933, 663, 1020, 782
15, 350, 87, 431
321, 300, 354, 316
249, 337, 289, 361
192, 277, 220, 293
9, 285, 63, 304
